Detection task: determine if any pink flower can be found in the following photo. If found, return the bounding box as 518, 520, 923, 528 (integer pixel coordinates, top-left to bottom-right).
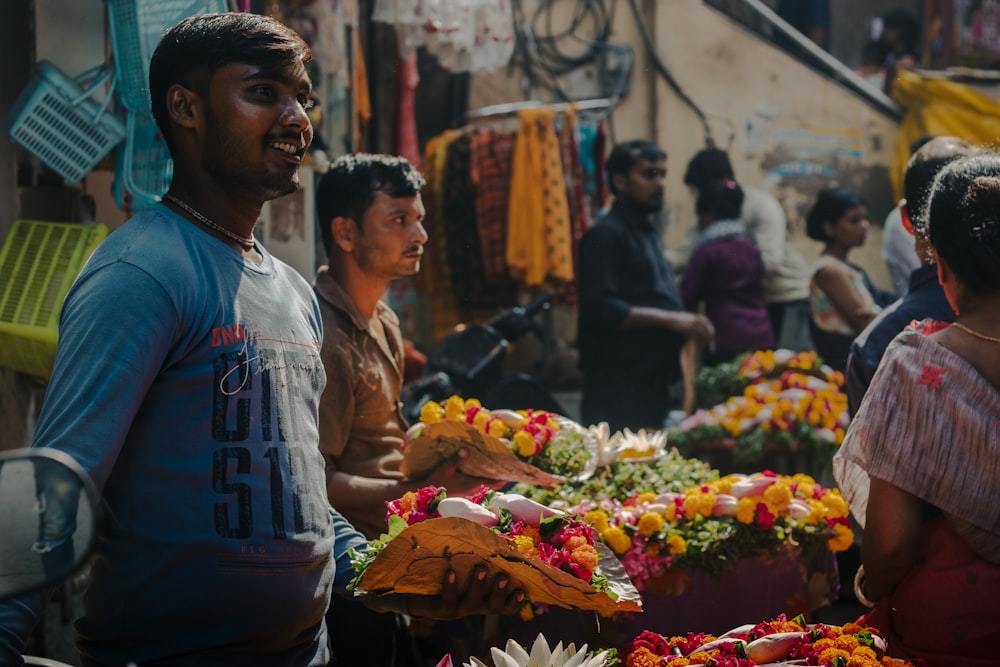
625, 630, 672, 657
755, 501, 776, 530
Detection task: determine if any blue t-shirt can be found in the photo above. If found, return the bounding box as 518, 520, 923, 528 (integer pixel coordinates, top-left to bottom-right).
1, 205, 366, 666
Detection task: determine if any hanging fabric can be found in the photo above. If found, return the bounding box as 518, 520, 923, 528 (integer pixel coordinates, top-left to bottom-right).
392, 47, 421, 167
351, 28, 371, 151
470, 128, 517, 285
506, 108, 574, 286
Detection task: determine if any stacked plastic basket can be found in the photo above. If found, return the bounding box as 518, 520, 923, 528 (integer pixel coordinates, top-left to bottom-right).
107, 0, 230, 210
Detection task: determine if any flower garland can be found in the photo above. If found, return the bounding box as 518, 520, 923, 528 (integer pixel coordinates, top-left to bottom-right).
416, 396, 595, 479
348, 485, 613, 596
669, 352, 849, 467
622, 614, 917, 667
570, 472, 853, 588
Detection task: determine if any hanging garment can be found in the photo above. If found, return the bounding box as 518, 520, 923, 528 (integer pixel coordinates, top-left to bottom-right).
558, 106, 589, 306
470, 128, 516, 285
392, 48, 421, 167
351, 28, 371, 151
506, 108, 574, 286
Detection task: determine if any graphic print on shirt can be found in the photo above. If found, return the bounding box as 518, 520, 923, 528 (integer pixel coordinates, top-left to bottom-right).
209, 326, 328, 543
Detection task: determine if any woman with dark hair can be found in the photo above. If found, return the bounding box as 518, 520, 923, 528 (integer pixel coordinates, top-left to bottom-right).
680, 179, 775, 366
834, 151, 1000, 666
806, 187, 892, 371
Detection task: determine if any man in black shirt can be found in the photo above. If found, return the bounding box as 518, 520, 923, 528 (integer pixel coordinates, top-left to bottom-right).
577, 140, 715, 431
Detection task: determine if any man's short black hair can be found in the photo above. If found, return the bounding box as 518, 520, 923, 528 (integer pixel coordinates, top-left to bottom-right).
315, 153, 426, 257
149, 12, 312, 151
683, 147, 735, 190
606, 140, 666, 196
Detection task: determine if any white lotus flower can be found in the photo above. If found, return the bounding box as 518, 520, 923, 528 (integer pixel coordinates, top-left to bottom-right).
616, 428, 668, 462
464, 633, 611, 667
588, 422, 624, 467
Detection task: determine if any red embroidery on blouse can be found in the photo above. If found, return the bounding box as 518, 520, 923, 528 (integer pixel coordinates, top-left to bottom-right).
918, 365, 945, 389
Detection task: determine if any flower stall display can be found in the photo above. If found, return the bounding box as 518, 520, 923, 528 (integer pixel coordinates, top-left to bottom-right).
348, 485, 642, 615
621, 614, 917, 666
668, 350, 849, 473
402, 396, 598, 486
511, 446, 718, 509
572, 472, 854, 591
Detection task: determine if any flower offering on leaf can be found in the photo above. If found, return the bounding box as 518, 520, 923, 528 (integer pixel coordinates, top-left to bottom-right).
621, 614, 917, 666
463, 632, 614, 667
349, 486, 642, 615
404, 395, 598, 483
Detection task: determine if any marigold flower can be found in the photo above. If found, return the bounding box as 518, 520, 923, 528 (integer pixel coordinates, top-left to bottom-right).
665, 659, 691, 667
626, 647, 664, 667
512, 534, 539, 557
472, 410, 491, 433
763, 482, 792, 511
444, 395, 466, 421
688, 651, 712, 663
818, 647, 851, 663
828, 522, 854, 551
513, 430, 538, 457
463, 397, 481, 410
564, 534, 589, 552
635, 492, 657, 506
736, 498, 756, 524
823, 491, 850, 518
835, 634, 860, 652
571, 544, 600, 574
668, 534, 687, 555
520, 524, 542, 544
419, 400, 445, 424
585, 509, 610, 533
487, 419, 509, 438
603, 526, 632, 554
638, 511, 665, 537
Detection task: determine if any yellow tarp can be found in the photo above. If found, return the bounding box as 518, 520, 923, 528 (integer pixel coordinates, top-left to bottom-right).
891, 69, 1000, 201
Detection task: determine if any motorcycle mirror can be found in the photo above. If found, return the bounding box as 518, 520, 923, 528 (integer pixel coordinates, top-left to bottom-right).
0, 448, 98, 601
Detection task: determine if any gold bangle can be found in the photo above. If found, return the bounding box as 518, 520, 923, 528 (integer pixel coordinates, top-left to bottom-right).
853, 565, 876, 608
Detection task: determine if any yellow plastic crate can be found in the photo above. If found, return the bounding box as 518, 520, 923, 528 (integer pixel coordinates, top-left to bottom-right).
0, 220, 108, 379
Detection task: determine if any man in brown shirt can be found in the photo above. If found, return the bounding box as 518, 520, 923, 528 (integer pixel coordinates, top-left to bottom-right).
314, 153, 499, 666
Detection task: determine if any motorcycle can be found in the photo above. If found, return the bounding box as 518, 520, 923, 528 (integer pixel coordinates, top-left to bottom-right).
0, 447, 99, 667
401, 291, 569, 424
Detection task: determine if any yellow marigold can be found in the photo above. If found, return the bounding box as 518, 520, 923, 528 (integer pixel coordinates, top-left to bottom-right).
637, 511, 665, 537
736, 497, 756, 524
663, 503, 678, 522
710, 475, 740, 495
444, 395, 466, 421
603, 526, 632, 554
511, 534, 539, 557
828, 523, 855, 551
794, 480, 816, 499
419, 401, 445, 424
666, 659, 691, 667
683, 492, 715, 520
668, 534, 687, 555
463, 397, 481, 410
818, 648, 851, 664
472, 410, 491, 433
518, 602, 534, 623
585, 509, 610, 533
627, 647, 663, 667
763, 482, 793, 511
823, 491, 850, 517
513, 430, 537, 457
487, 419, 508, 438
835, 634, 861, 652
635, 491, 657, 506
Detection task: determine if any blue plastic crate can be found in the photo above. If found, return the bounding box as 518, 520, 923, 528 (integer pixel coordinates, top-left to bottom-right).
114, 108, 173, 211
5, 62, 126, 184
105, 0, 231, 111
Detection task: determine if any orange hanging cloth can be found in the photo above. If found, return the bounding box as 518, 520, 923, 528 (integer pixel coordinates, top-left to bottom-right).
506, 108, 574, 286
351, 29, 371, 151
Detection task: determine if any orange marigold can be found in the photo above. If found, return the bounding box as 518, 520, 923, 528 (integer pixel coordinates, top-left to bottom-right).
571, 544, 600, 573
626, 646, 662, 667
818, 647, 851, 663
687, 651, 713, 663
511, 534, 539, 558
835, 635, 861, 652
666, 659, 691, 667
